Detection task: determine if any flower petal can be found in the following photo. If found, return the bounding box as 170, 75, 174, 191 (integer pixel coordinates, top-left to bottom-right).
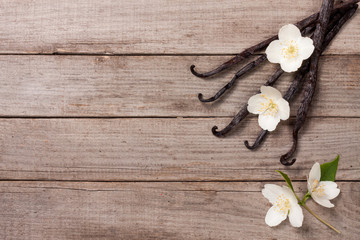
307, 181, 313, 194
260, 86, 282, 100
280, 57, 303, 73
308, 162, 321, 187
289, 204, 303, 227
275, 98, 290, 120
321, 181, 340, 200
265, 40, 282, 63
298, 37, 315, 60
258, 113, 280, 131
247, 94, 268, 115
262, 184, 283, 204
312, 195, 334, 208
265, 206, 287, 227
278, 24, 301, 41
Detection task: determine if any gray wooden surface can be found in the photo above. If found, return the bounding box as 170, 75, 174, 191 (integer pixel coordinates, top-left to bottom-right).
0, 0, 359, 239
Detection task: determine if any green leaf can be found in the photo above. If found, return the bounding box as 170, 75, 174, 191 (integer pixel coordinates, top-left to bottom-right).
276, 170, 295, 194
320, 155, 339, 182
276, 170, 301, 203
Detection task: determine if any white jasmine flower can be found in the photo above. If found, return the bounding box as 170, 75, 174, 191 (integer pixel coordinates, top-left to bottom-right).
307, 162, 340, 208
266, 24, 315, 72
247, 86, 290, 131
262, 184, 303, 227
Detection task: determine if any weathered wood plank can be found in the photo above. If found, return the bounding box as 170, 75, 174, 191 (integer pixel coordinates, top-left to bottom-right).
0, 0, 358, 54
0, 181, 358, 239
0, 55, 359, 117
0, 118, 358, 181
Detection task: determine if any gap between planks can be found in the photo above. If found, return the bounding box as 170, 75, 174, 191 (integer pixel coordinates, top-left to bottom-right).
1, 53, 360, 56
0, 116, 359, 119
0, 179, 359, 183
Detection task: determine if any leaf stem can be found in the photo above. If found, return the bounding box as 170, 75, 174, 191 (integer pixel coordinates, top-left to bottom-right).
301, 192, 311, 204
302, 203, 341, 234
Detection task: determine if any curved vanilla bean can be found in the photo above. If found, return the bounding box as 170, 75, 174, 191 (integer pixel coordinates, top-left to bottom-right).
244, 64, 308, 149
190, 37, 274, 78
199, 55, 267, 102
212, 67, 284, 137
280, 0, 334, 166
190, 0, 359, 78
244, 130, 268, 149
191, 13, 312, 78
212, 106, 249, 137
198, 22, 320, 103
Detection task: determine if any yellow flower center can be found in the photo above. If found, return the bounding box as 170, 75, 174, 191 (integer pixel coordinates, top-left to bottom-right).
274, 194, 291, 216
281, 40, 299, 59
258, 95, 279, 117
311, 180, 326, 196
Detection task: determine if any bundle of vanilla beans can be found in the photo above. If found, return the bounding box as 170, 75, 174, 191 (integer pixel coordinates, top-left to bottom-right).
190, 0, 358, 166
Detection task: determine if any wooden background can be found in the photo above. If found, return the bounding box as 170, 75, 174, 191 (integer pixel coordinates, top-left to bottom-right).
0, 0, 359, 239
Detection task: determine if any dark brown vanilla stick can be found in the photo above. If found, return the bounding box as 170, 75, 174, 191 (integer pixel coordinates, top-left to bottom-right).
280, 0, 335, 166
244, 130, 268, 149
212, 67, 284, 137
244, 66, 308, 149
199, 55, 267, 102
244, 60, 311, 149
191, 36, 274, 78
243, 4, 357, 150
281, 2, 358, 165
212, 3, 357, 138
190, 0, 359, 78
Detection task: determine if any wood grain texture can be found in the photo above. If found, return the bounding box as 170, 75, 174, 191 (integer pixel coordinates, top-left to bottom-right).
0, 117, 358, 181
0, 181, 358, 240
0, 0, 358, 54
0, 1, 359, 238
0, 55, 359, 117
